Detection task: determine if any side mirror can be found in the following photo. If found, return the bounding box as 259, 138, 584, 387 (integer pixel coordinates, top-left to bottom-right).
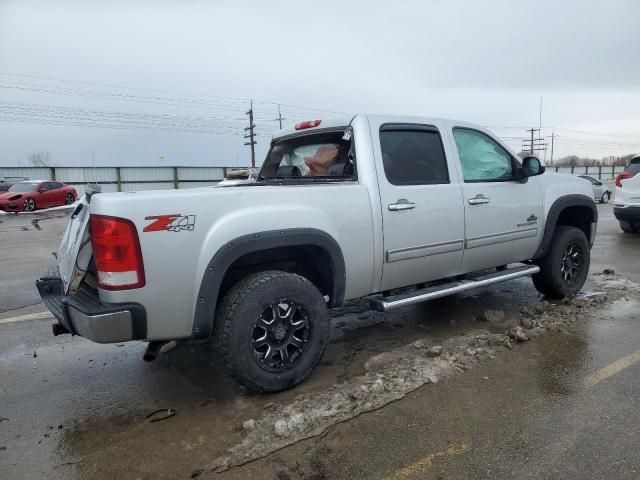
522, 156, 545, 177
39, 188, 48, 193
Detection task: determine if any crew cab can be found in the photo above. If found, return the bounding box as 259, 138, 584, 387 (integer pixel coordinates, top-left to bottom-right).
37, 114, 597, 392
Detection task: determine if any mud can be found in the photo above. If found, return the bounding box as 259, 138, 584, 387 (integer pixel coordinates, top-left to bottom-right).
205, 271, 637, 474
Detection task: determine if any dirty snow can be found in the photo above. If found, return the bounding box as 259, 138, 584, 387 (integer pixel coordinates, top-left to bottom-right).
206, 272, 639, 473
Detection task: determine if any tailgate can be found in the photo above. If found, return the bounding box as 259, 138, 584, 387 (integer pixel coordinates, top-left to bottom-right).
58, 192, 92, 294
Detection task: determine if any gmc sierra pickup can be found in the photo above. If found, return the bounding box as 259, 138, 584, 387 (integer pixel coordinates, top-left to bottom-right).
37, 114, 597, 392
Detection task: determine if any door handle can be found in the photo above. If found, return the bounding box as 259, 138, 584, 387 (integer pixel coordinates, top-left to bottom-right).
468, 194, 490, 205
388, 199, 416, 211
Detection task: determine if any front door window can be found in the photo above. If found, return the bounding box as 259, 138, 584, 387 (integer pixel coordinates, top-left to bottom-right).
452, 128, 513, 182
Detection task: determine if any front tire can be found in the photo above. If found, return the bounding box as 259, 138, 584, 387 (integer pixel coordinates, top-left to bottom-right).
64, 193, 75, 205
533, 226, 590, 299
23, 198, 36, 212
216, 270, 330, 393
600, 192, 610, 204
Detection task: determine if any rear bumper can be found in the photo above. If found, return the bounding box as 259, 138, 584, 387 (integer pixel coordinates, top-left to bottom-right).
36, 276, 147, 343
614, 205, 640, 222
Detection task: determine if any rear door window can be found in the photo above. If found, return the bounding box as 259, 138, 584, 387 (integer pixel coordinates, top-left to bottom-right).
379, 125, 449, 185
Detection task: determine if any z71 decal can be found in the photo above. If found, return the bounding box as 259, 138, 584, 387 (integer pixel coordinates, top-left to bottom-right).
144, 214, 196, 232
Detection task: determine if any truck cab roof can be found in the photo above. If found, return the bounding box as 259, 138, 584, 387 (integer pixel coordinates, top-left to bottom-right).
272, 114, 489, 141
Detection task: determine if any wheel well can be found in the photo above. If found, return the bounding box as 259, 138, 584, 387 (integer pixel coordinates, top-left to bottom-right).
556, 205, 594, 239
218, 245, 335, 307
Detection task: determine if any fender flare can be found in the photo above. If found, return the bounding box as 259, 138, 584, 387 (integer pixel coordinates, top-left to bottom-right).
191, 228, 346, 340
533, 194, 598, 260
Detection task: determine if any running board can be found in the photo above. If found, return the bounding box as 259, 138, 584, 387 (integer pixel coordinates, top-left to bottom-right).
370, 264, 540, 312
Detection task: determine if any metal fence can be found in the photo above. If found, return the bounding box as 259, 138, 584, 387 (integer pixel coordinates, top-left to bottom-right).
551, 165, 625, 180
0, 164, 626, 196
0, 166, 232, 197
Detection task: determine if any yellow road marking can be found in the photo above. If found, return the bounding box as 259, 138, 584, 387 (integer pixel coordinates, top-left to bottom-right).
0, 311, 51, 324
385, 442, 471, 480
585, 350, 640, 387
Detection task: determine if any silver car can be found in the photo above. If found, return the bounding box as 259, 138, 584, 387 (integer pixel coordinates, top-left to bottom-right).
579, 175, 611, 203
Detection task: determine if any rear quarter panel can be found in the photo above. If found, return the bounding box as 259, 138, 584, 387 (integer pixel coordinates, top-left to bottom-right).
91, 183, 375, 340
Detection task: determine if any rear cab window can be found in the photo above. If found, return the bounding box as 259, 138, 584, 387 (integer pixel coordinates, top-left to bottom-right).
259, 128, 355, 182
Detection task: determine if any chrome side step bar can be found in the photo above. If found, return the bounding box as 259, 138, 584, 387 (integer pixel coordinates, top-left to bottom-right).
370, 264, 540, 312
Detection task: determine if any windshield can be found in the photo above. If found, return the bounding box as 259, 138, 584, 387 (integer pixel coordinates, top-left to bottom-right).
260, 130, 354, 179
8, 182, 38, 192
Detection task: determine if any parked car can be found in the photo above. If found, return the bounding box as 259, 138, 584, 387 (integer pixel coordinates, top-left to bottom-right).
614, 154, 640, 233
0, 180, 77, 213
578, 175, 612, 203
37, 114, 597, 392
0, 176, 29, 191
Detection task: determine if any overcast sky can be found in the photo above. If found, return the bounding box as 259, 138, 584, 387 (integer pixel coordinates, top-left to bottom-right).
1, 0, 639, 167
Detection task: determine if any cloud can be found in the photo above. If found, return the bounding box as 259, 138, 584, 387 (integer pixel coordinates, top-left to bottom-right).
0, 0, 639, 164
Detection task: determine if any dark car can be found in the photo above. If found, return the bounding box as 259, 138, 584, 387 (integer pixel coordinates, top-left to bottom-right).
0, 176, 29, 192
0, 180, 77, 213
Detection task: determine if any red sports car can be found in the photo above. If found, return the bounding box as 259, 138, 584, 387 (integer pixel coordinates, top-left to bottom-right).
0, 180, 77, 213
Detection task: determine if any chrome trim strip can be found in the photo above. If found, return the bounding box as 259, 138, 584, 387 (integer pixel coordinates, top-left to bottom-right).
386, 239, 464, 263
465, 227, 538, 249
375, 265, 540, 311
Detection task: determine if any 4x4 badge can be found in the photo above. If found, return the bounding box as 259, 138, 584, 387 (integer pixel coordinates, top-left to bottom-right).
144, 214, 196, 232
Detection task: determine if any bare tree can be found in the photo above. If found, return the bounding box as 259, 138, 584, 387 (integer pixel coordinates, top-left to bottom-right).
28, 151, 53, 167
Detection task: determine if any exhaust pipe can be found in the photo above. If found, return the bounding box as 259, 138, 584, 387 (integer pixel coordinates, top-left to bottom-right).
143, 341, 165, 362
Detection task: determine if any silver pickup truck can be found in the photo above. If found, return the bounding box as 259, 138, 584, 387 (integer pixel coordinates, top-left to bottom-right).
37, 114, 597, 392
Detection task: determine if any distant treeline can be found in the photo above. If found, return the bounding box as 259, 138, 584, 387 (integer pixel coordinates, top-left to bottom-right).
549, 153, 635, 167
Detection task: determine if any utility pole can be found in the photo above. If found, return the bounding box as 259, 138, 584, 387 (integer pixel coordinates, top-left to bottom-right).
91, 151, 97, 184
550, 130, 555, 165
276, 104, 284, 129
244, 100, 256, 167
539, 96, 542, 131
522, 128, 545, 155
530, 128, 535, 154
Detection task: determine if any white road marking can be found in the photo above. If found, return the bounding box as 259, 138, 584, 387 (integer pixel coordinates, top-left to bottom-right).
0, 311, 52, 324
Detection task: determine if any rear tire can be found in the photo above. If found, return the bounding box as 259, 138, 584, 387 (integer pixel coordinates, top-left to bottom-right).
533, 226, 590, 299
619, 220, 637, 234
600, 192, 610, 204
216, 270, 330, 393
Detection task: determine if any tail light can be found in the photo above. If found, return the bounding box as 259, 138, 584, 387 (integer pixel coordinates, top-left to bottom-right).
615, 172, 636, 187
90, 214, 145, 290
295, 120, 321, 130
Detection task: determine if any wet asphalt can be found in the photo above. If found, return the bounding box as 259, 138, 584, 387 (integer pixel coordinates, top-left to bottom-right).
1, 203, 639, 479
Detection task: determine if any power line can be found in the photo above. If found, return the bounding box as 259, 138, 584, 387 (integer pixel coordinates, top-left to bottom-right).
0, 72, 349, 116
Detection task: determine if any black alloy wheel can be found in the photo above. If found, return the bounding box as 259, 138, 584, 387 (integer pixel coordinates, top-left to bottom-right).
251, 300, 312, 373
24, 198, 36, 212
